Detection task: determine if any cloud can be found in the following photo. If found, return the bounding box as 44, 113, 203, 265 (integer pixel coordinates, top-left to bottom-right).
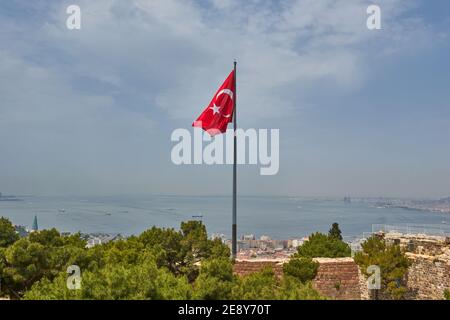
0, 50, 153, 139
0, 49, 155, 195
1, 0, 433, 122
0, 0, 445, 195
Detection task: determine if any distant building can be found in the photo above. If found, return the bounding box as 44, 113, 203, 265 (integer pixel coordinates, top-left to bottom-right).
83, 233, 124, 248
86, 237, 103, 248
210, 233, 227, 243
31, 215, 38, 232
291, 239, 304, 248
14, 225, 29, 238
242, 234, 255, 241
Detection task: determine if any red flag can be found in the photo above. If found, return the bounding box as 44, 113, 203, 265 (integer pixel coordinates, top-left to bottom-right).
193, 70, 235, 136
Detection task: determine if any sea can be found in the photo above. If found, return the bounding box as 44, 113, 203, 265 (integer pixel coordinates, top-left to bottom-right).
0, 195, 449, 239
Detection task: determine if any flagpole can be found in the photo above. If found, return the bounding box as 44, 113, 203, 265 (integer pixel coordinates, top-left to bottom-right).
232, 60, 237, 259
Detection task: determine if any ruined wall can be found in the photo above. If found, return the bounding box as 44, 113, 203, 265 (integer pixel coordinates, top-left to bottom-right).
404, 254, 450, 300
358, 268, 371, 300
312, 258, 361, 300
233, 234, 450, 300
383, 233, 450, 300
233, 258, 361, 300
233, 259, 285, 278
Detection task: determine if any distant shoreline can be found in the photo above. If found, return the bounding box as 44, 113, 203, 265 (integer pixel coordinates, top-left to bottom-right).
375, 204, 450, 214
0, 197, 23, 202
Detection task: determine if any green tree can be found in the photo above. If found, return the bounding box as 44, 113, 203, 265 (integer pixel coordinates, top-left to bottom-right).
194, 258, 234, 300
297, 232, 351, 258
354, 236, 410, 300
231, 267, 323, 300
79, 259, 192, 300
22, 272, 81, 300
232, 267, 277, 300
29, 229, 64, 247
137, 221, 229, 282
208, 238, 230, 259
328, 223, 343, 241
180, 221, 230, 261
276, 276, 324, 300
0, 230, 92, 298
25, 256, 192, 300
138, 226, 184, 273
0, 217, 19, 248
5, 220, 327, 300
0, 238, 50, 297
102, 237, 145, 266
444, 289, 450, 300
283, 257, 319, 283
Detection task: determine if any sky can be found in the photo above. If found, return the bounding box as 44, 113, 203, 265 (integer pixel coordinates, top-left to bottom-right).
0, 0, 449, 198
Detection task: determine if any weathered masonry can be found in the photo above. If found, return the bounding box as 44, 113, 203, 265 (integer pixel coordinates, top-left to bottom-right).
233, 233, 450, 300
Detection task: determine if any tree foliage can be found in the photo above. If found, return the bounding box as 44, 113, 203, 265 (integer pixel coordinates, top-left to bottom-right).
444, 289, 450, 300
328, 223, 343, 241
354, 236, 410, 300
276, 276, 324, 300
283, 257, 319, 283
232, 267, 278, 300
0, 217, 19, 248
0, 217, 325, 300
0, 228, 91, 298
296, 232, 351, 258
194, 258, 235, 300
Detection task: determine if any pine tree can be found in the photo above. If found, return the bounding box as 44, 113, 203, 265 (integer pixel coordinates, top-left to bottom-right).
328, 223, 343, 241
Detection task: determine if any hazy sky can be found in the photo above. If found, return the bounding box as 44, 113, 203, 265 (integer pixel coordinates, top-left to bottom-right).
0, 0, 449, 198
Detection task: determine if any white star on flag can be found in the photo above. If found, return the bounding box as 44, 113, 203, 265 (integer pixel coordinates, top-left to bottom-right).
210, 104, 220, 115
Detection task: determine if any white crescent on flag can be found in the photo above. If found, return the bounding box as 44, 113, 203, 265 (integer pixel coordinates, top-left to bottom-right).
215, 89, 233, 118
216, 89, 234, 101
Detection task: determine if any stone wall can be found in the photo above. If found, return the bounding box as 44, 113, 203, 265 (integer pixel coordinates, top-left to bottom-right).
382, 233, 450, 300
233, 258, 361, 300
404, 254, 450, 300
233, 259, 285, 278
383, 233, 450, 256
312, 258, 361, 300
233, 234, 450, 300
358, 268, 371, 300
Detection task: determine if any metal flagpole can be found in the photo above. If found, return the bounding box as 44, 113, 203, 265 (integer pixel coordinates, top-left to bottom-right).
232, 60, 237, 259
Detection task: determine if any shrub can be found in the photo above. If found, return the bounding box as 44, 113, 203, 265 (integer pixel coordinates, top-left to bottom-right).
354, 236, 410, 300
328, 223, 343, 241
283, 257, 319, 283
297, 232, 351, 258
444, 289, 450, 300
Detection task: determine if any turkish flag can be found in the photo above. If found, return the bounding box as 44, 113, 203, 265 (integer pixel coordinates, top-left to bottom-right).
193, 70, 235, 136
